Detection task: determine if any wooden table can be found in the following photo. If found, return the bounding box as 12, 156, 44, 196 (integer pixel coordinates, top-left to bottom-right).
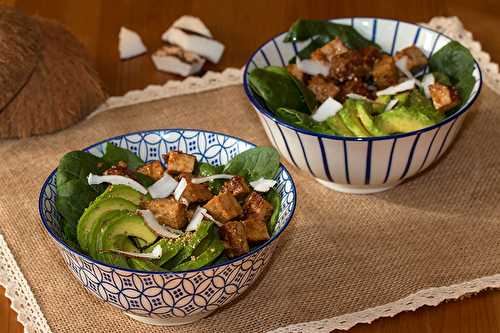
1, 1, 500, 332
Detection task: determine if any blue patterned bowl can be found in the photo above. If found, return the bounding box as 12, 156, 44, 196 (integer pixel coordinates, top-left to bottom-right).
39, 129, 296, 326
244, 18, 482, 194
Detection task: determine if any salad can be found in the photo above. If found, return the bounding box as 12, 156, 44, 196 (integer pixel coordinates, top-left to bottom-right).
248, 19, 476, 137
55, 143, 281, 272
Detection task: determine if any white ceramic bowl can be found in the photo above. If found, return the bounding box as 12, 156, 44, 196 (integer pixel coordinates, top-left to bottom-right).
244, 17, 482, 194
39, 129, 296, 326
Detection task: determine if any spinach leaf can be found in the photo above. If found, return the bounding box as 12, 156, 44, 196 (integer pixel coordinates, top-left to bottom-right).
289, 72, 318, 111
429, 41, 475, 108
103, 142, 145, 170
249, 66, 312, 114
196, 162, 225, 194
432, 71, 452, 86
56, 151, 109, 189
284, 19, 379, 51
265, 189, 281, 234
223, 147, 280, 182
275, 107, 337, 134
133, 172, 155, 187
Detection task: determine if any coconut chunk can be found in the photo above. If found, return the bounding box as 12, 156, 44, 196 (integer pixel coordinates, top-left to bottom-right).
152, 45, 205, 76
172, 15, 212, 38
421, 73, 435, 98
162, 27, 224, 63
296, 58, 330, 77
384, 99, 399, 112
249, 178, 277, 193
311, 97, 343, 122
376, 79, 416, 96
119, 27, 147, 59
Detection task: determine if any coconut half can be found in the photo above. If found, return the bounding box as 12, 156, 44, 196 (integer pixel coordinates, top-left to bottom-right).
152, 45, 205, 77
119, 27, 147, 60
162, 27, 224, 64
172, 15, 212, 38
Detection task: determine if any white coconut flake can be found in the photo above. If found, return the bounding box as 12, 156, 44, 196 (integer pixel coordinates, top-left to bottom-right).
312, 97, 343, 122
87, 173, 148, 194
191, 174, 233, 184
109, 245, 162, 259
395, 56, 414, 79
162, 28, 224, 63
201, 211, 223, 227
346, 93, 372, 101
172, 15, 212, 38
174, 178, 188, 201
147, 173, 178, 199
249, 178, 277, 192
152, 54, 205, 77
139, 210, 183, 238
421, 73, 435, 98
376, 79, 416, 96
296, 58, 330, 77
186, 206, 207, 232
384, 99, 399, 112
118, 27, 147, 60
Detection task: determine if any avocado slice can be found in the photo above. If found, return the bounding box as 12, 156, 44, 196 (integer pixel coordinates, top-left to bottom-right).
102, 184, 147, 206
88, 210, 129, 259
145, 238, 183, 266
96, 213, 157, 267
356, 102, 388, 136
77, 196, 138, 252
325, 114, 355, 136
338, 101, 371, 137
375, 106, 436, 133
394, 92, 410, 105
373, 95, 391, 114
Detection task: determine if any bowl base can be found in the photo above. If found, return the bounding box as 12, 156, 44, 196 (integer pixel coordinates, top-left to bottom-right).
125, 311, 213, 326
315, 178, 401, 194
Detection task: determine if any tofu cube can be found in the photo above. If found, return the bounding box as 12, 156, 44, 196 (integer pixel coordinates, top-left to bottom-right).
182, 180, 214, 204
318, 37, 349, 61
307, 75, 340, 103
104, 161, 129, 177
219, 221, 249, 258
360, 45, 382, 68
143, 197, 187, 230
136, 160, 164, 181
371, 54, 399, 89
243, 192, 274, 223
220, 176, 251, 200
395, 46, 428, 72
163, 151, 196, 175
329, 51, 367, 82
203, 192, 242, 222
243, 218, 270, 243
429, 83, 460, 112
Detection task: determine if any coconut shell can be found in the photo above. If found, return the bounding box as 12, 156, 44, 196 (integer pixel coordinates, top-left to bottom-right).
0, 6, 41, 111
0, 15, 107, 139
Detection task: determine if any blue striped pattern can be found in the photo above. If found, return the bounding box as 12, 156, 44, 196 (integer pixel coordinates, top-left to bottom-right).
243, 18, 482, 192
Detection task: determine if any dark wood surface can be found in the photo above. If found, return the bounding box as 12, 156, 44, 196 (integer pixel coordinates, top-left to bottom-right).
1, 1, 499, 332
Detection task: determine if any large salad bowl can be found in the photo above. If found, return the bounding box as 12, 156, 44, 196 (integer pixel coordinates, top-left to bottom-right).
39, 129, 296, 326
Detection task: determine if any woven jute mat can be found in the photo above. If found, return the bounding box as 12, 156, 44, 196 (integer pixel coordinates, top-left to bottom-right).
0, 84, 499, 333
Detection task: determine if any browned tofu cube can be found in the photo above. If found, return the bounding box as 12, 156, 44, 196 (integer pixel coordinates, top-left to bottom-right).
136, 160, 164, 181
243, 192, 274, 223
307, 75, 340, 103
371, 54, 399, 89
329, 51, 367, 82
181, 179, 213, 204
103, 161, 129, 177
394, 45, 428, 72
203, 192, 242, 222
338, 77, 374, 102
219, 221, 249, 258
143, 197, 187, 230
429, 83, 460, 112
286, 64, 305, 82
243, 218, 270, 243
360, 46, 383, 69
163, 151, 196, 175
220, 176, 251, 200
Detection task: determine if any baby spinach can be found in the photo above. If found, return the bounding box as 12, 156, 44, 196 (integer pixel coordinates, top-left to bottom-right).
223, 147, 280, 182
196, 162, 225, 194
103, 142, 145, 170
249, 66, 313, 114
265, 189, 281, 234
276, 107, 337, 134
429, 41, 475, 109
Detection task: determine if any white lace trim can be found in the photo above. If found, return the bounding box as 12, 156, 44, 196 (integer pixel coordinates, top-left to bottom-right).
0, 17, 499, 333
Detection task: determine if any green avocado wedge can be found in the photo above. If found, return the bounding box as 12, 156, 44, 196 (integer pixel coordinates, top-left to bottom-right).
145, 238, 183, 266
88, 210, 129, 259
355, 102, 388, 136
77, 196, 138, 252
101, 184, 147, 206
338, 101, 371, 137
375, 106, 435, 134
325, 114, 354, 136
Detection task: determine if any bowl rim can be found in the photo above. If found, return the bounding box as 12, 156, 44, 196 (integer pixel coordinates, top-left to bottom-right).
38, 128, 297, 275
243, 17, 483, 142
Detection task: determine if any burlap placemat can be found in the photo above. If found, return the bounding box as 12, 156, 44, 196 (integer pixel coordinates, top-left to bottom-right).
0, 80, 499, 332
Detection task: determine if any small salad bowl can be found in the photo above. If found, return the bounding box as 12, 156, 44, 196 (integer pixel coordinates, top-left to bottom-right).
244, 17, 482, 194
39, 129, 296, 326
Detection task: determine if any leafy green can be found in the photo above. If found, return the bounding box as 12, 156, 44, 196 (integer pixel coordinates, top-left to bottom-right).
56, 151, 109, 189
431, 71, 452, 86
289, 72, 318, 111
284, 19, 379, 50
429, 41, 475, 109
275, 107, 337, 134
172, 237, 224, 272
248, 66, 313, 114
405, 90, 444, 123
103, 142, 145, 170
196, 162, 225, 194
264, 189, 281, 234
223, 147, 280, 182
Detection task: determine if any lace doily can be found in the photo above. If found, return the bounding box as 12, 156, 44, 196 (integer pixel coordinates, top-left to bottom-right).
1, 17, 499, 333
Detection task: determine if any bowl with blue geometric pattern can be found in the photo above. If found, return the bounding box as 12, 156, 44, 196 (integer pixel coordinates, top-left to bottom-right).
38, 128, 296, 326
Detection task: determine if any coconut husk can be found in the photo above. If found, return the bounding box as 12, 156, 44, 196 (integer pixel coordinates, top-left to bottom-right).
0, 13, 107, 139
0, 6, 41, 111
